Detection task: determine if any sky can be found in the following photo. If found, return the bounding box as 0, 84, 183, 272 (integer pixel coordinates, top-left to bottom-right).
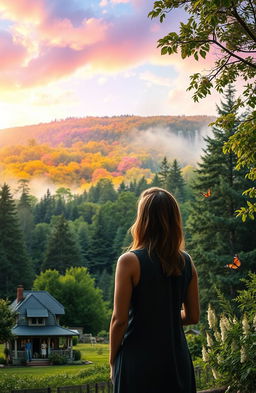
0, 0, 220, 129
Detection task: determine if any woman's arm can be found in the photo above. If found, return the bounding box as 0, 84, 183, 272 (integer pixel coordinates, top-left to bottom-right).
109, 252, 139, 367
181, 259, 200, 325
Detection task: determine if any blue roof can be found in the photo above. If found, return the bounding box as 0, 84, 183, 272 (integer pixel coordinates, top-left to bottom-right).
27, 308, 49, 317
11, 291, 65, 315
12, 325, 79, 336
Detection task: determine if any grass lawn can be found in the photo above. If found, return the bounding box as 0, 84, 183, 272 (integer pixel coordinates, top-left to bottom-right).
0, 343, 109, 377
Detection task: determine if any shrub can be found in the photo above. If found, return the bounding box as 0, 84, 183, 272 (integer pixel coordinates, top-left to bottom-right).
0, 365, 110, 393
186, 333, 204, 360
97, 330, 109, 339
202, 273, 256, 393
73, 349, 81, 361
0, 357, 5, 364
72, 336, 78, 346
48, 352, 68, 365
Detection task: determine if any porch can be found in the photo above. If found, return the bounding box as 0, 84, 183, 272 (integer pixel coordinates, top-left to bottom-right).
10, 335, 74, 364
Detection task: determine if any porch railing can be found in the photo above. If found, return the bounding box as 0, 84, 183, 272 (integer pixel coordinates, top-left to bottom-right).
11, 350, 25, 359
11, 349, 72, 359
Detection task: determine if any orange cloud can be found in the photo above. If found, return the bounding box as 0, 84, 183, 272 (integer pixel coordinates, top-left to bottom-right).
0, 0, 46, 24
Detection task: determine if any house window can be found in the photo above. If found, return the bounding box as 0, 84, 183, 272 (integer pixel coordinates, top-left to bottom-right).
29, 317, 45, 326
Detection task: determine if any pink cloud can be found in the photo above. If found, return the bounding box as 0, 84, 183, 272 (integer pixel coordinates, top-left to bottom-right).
39, 17, 108, 49
18, 46, 89, 86
0, 0, 208, 91
0, 30, 27, 70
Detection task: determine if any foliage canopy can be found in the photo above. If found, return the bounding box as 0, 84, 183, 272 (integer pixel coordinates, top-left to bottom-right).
149, 0, 256, 218
33, 267, 109, 334
0, 299, 16, 343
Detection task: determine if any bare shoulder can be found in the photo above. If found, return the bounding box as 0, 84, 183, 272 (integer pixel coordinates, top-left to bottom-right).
184, 252, 197, 277
117, 252, 140, 286
117, 251, 139, 269
190, 257, 198, 277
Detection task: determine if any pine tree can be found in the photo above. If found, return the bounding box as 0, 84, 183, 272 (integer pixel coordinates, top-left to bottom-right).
150, 174, 161, 188
97, 178, 117, 203
128, 180, 137, 193
186, 86, 256, 315
0, 184, 33, 298
97, 269, 112, 302
30, 223, 51, 274
158, 157, 170, 189
34, 189, 55, 223
118, 181, 127, 193
42, 215, 82, 274
135, 177, 148, 196
87, 185, 99, 203
17, 179, 34, 249
88, 208, 115, 274
76, 220, 90, 266
167, 159, 185, 202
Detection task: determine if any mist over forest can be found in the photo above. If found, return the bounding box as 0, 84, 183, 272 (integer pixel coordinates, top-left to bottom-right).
0, 115, 214, 195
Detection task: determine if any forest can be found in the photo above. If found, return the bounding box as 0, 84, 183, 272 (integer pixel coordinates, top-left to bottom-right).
0, 87, 255, 338
0, 115, 213, 190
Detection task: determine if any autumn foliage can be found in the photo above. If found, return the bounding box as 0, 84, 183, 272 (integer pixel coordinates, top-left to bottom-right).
0, 115, 213, 189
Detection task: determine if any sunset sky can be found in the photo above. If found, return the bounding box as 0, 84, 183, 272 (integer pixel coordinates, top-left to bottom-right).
0, 0, 220, 129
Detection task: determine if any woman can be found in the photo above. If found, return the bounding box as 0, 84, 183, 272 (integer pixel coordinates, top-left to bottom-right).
109, 187, 200, 393
41, 341, 47, 358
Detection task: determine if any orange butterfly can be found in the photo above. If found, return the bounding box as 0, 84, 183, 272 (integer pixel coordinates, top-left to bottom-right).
201, 189, 211, 198
226, 255, 241, 270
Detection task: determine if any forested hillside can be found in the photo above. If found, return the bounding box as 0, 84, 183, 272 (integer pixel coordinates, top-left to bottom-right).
0, 107, 255, 334
0, 115, 214, 189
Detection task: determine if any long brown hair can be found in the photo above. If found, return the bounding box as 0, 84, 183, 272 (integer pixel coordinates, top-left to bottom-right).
130, 187, 185, 275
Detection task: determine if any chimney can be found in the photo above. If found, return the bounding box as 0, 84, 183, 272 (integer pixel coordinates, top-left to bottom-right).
16, 285, 24, 303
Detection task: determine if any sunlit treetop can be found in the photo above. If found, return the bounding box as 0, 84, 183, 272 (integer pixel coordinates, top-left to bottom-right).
149, 0, 256, 105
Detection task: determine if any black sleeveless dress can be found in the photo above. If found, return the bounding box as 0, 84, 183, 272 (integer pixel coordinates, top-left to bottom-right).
113, 249, 196, 393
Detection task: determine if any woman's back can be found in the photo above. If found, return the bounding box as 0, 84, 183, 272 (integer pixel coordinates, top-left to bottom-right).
113, 248, 196, 393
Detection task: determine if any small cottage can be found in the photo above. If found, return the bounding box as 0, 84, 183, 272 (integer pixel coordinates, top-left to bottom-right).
9, 285, 79, 365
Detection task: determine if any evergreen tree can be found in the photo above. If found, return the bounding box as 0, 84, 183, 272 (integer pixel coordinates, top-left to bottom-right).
17, 179, 34, 249
87, 185, 99, 203
135, 176, 148, 196
118, 181, 127, 193
97, 269, 112, 302
167, 159, 185, 202
150, 174, 161, 188
158, 157, 170, 189
88, 207, 115, 274
186, 86, 256, 315
0, 184, 33, 298
97, 178, 117, 203
54, 197, 66, 217
113, 226, 127, 259
87, 179, 117, 204
77, 202, 99, 224
30, 223, 51, 274
34, 189, 55, 223
42, 215, 82, 273
128, 180, 137, 193
70, 218, 90, 266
